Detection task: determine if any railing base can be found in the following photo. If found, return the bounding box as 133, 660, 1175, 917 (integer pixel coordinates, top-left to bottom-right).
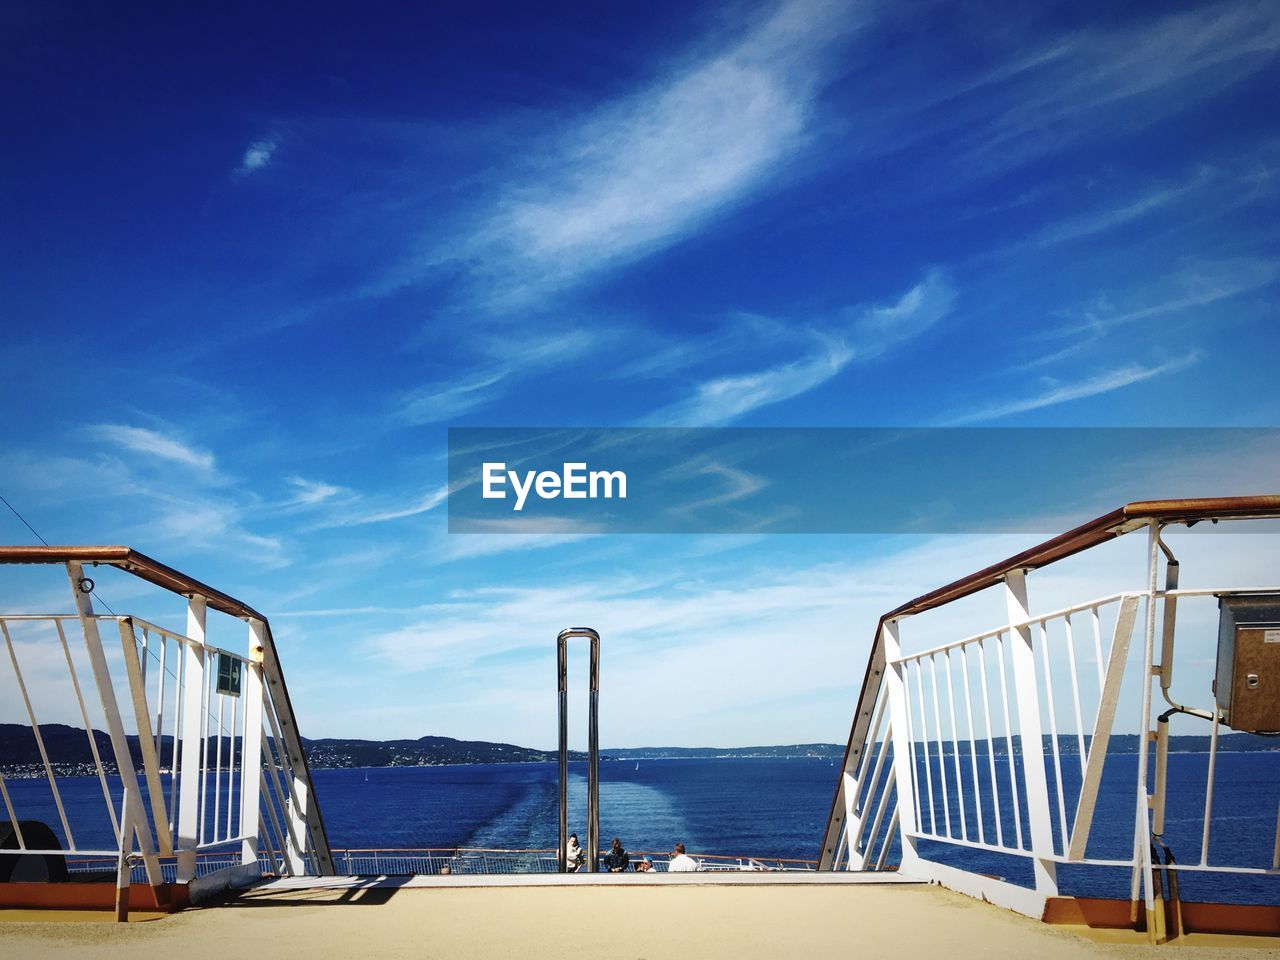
1044, 896, 1280, 939
0, 881, 188, 913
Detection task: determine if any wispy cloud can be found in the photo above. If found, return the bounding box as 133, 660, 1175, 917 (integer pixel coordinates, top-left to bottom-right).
309, 485, 451, 529
236, 138, 277, 176
946, 352, 1201, 425
1032, 170, 1212, 248
844, 268, 957, 358
89, 424, 215, 471
642, 341, 851, 427
398, 330, 597, 424
1015, 258, 1279, 371
285, 476, 347, 507
1061, 258, 1279, 337
390, 0, 858, 308
642, 269, 956, 425
948, 1, 1280, 174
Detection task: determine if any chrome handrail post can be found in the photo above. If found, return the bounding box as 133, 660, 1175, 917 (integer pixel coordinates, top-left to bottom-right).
557, 627, 601, 873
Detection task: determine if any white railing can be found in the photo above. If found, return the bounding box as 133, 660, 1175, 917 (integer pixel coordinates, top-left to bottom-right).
0, 548, 333, 912
820, 496, 1280, 939
329, 848, 818, 875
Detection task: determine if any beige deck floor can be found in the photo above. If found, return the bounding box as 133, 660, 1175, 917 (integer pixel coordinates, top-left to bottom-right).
1, 882, 1277, 960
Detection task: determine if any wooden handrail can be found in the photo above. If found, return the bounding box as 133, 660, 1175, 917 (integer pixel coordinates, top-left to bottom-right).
0, 545, 265, 621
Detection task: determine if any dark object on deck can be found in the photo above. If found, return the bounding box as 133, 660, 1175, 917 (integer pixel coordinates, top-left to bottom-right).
0, 820, 70, 883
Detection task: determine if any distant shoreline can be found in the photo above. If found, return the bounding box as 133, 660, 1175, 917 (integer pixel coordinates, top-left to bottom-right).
3, 724, 1277, 778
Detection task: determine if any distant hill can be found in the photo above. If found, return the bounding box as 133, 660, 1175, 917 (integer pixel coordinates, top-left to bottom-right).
301, 735, 593, 768
4, 723, 1278, 777
0, 723, 591, 775
608, 743, 843, 759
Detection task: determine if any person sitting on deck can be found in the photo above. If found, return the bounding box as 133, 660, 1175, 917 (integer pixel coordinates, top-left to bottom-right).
603, 837, 630, 872
565, 833, 585, 872
667, 843, 699, 872
635, 856, 655, 873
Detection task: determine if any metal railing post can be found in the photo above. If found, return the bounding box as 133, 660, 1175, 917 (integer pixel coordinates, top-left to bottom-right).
66, 562, 163, 887
176, 595, 207, 883
241, 619, 266, 868
1004, 569, 1058, 896
882, 619, 921, 877
557, 627, 600, 873
1132, 523, 1161, 937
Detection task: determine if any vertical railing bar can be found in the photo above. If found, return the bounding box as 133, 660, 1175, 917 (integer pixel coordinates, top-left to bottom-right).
959, 644, 985, 845
115, 618, 175, 856
1, 620, 76, 848
168, 643, 183, 837
876, 809, 899, 871
258, 808, 282, 875
976, 638, 1003, 848
214, 693, 225, 843
227, 683, 240, 842
1091, 606, 1105, 692
54, 618, 120, 840
199, 661, 212, 847
154, 633, 168, 763
849, 714, 894, 855
943, 650, 968, 840
0, 773, 23, 846
928, 656, 952, 837
1200, 703, 1220, 867
1038, 622, 1070, 855
139, 626, 149, 692
1063, 614, 1088, 778
899, 659, 924, 834
258, 770, 288, 875
853, 688, 889, 814
262, 693, 304, 868
995, 631, 1025, 850
913, 660, 937, 835
863, 766, 897, 866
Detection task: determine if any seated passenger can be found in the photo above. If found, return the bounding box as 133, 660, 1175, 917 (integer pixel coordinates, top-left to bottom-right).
667, 842, 699, 872
603, 837, 630, 872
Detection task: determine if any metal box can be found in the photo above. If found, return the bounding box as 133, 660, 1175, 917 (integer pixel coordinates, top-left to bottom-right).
1215, 595, 1280, 733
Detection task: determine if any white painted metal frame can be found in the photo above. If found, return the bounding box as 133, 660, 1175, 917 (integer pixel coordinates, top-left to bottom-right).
821, 509, 1280, 931
0, 558, 333, 891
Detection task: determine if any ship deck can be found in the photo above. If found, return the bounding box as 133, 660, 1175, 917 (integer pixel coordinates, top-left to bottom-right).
2, 880, 1276, 959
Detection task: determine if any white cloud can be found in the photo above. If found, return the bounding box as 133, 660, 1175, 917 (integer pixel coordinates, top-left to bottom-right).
342, 528, 1280, 746
643, 342, 852, 427
285, 477, 346, 507
948, 0, 1280, 174
401, 0, 857, 308
89, 424, 215, 471
846, 268, 956, 357
237, 138, 277, 175
641, 270, 956, 426
312, 486, 451, 528
945, 351, 1201, 425
398, 330, 597, 425
1032, 172, 1211, 248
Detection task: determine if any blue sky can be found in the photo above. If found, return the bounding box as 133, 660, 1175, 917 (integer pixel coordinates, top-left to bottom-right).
1, 0, 1278, 748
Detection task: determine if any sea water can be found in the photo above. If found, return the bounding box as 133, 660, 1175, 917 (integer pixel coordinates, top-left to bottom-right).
6, 753, 1279, 902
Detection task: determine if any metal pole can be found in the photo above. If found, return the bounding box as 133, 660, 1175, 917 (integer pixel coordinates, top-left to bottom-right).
557, 628, 600, 873
557, 637, 568, 873
588, 635, 600, 872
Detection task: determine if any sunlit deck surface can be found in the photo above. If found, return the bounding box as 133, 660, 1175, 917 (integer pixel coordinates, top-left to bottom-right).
2, 881, 1275, 959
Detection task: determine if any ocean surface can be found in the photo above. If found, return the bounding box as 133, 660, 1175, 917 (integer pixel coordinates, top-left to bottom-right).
7, 753, 1279, 902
